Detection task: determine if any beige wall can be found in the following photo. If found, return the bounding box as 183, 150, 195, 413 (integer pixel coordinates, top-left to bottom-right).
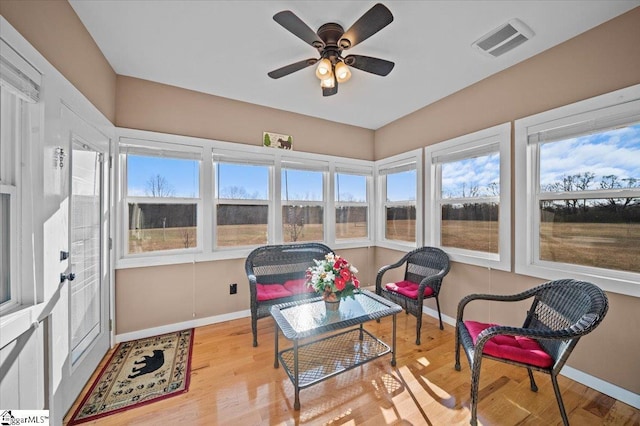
115, 247, 375, 335
374, 8, 640, 394
115, 76, 375, 159
1, 0, 117, 122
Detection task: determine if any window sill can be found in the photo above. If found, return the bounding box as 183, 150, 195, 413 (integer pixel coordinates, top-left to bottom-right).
442, 247, 510, 272
116, 241, 375, 269
375, 240, 416, 253
515, 261, 640, 298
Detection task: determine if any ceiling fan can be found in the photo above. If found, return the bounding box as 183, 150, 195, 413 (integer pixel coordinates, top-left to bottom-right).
267, 3, 395, 97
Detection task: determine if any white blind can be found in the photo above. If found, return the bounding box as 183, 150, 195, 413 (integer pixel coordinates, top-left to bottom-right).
212, 149, 274, 166
527, 100, 640, 144
377, 159, 416, 175
0, 39, 41, 103
432, 139, 499, 164
335, 164, 373, 175
281, 157, 329, 172
120, 138, 203, 160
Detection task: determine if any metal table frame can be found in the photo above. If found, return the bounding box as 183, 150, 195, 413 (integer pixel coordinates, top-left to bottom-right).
270, 290, 402, 410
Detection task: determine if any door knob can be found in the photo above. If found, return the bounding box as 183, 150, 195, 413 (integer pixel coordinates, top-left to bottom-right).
60, 272, 76, 283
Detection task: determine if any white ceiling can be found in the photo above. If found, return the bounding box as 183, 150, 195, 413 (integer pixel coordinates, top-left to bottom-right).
69, 1, 638, 130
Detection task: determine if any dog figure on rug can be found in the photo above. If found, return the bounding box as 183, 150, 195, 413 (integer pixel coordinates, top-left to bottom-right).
128, 349, 165, 379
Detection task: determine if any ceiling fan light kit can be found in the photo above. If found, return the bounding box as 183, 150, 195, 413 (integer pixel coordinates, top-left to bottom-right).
268, 3, 395, 96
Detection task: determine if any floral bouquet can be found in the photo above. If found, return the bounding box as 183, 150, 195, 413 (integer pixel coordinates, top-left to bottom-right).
306, 253, 360, 301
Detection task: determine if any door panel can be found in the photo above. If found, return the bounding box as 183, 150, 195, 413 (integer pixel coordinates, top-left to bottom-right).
59, 104, 111, 413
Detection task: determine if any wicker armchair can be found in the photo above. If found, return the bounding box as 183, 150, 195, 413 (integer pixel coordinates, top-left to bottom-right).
455, 279, 609, 426
375, 247, 450, 345
245, 243, 332, 347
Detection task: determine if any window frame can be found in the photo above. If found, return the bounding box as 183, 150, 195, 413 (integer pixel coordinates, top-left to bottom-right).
0, 78, 39, 315
515, 84, 640, 297
115, 128, 375, 269
333, 164, 373, 243
425, 123, 511, 270
279, 160, 328, 244
213, 152, 273, 250
120, 138, 204, 258
375, 149, 423, 251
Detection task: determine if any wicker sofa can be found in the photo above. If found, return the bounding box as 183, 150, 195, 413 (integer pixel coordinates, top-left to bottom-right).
245, 243, 332, 347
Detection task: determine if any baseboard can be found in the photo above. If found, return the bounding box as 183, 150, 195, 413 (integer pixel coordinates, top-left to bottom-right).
423, 305, 456, 327
115, 309, 251, 343
560, 366, 640, 409
421, 307, 640, 409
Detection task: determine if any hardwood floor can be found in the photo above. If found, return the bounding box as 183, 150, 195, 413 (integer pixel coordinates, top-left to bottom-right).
64, 313, 639, 425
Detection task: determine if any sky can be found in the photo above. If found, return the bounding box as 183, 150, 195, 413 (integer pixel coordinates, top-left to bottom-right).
441, 153, 500, 198
126, 123, 639, 200
539, 124, 640, 189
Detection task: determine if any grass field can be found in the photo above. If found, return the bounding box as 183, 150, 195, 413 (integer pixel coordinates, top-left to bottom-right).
129, 221, 639, 274
540, 221, 640, 273
441, 220, 499, 253
129, 227, 197, 253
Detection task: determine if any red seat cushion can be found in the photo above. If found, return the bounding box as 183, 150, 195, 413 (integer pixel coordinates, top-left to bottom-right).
464, 320, 553, 368
256, 283, 292, 301
284, 279, 315, 295
385, 280, 434, 299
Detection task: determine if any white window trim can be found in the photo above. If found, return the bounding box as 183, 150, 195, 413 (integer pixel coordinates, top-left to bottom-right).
375, 148, 422, 251
120, 140, 204, 259
0, 185, 18, 313
115, 128, 375, 269
425, 123, 511, 271
333, 165, 373, 245
213, 158, 272, 251
515, 84, 640, 297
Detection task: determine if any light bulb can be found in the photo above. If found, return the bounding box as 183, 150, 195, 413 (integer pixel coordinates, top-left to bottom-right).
320, 75, 335, 88
335, 61, 351, 83
315, 58, 332, 80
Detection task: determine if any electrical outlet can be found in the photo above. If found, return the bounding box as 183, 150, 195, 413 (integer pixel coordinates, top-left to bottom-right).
229, 283, 237, 295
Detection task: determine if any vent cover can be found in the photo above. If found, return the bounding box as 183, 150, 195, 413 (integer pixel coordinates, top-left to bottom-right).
472, 19, 534, 57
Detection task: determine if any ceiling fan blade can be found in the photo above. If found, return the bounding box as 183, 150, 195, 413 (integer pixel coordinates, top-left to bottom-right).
273, 11, 324, 48
268, 58, 317, 79
322, 80, 338, 97
344, 55, 394, 76
340, 3, 393, 49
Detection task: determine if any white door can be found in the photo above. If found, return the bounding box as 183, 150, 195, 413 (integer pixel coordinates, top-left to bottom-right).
61, 106, 111, 412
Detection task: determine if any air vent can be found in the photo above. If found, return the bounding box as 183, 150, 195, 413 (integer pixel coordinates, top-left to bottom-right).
472, 19, 534, 57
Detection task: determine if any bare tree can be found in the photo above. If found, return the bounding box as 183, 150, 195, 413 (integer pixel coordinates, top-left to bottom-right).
181, 228, 195, 248
145, 174, 175, 197
285, 205, 305, 241
220, 186, 259, 199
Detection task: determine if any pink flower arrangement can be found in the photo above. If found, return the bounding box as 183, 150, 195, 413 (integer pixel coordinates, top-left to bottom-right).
306, 253, 360, 300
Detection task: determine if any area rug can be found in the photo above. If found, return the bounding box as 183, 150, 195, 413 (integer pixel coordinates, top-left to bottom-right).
68, 329, 194, 425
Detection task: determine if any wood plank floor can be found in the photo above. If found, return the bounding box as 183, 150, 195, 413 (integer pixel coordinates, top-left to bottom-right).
64, 313, 639, 425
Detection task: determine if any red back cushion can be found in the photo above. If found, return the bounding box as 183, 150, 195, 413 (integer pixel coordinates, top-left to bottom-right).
464, 320, 553, 368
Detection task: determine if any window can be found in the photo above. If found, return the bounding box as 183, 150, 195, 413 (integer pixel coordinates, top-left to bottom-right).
335, 168, 370, 240
376, 149, 422, 248
0, 40, 41, 313
214, 152, 272, 248
425, 123, 511, 270
115, 130, 375, 267
515, 85, 640, 295
281, 160, 326, 243
122, 140, 202, 254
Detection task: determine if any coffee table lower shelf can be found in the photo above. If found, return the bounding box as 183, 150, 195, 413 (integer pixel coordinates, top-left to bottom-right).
278, 328, 391, 391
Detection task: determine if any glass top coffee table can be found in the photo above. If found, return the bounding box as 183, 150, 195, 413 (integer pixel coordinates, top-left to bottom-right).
270, 289, 402, 410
